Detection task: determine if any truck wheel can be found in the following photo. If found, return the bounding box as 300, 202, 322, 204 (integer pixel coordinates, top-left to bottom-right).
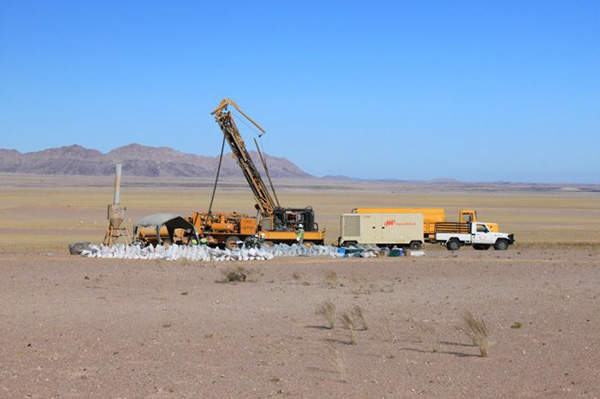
446, 239, 460, 251
409, 241, 422, 250
494, 239, 508, 250
473, 244, 490, 250
225, 236, 240, 250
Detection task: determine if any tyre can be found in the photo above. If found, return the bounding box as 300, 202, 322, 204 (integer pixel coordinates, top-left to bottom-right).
446, 239, 460, 251
225, 236, 240, 250
409, 241, 422, 250
494, 239, 509, 250
473, 244, 490, 250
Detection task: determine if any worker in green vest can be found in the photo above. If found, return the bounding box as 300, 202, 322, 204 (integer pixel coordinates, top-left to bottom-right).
296, 224, 305, 245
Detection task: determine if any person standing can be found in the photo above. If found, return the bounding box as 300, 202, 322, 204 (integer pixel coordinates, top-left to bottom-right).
296, 224, 305, 245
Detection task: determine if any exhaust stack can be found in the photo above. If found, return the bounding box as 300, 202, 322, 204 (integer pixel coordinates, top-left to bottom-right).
113, 163, 121, 205
103, 164, 130, 246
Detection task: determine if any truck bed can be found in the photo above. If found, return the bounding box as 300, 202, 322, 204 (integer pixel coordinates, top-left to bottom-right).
434, 222, 470, 234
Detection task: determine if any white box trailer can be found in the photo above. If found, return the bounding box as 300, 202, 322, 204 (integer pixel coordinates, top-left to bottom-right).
338, 213, 424, 249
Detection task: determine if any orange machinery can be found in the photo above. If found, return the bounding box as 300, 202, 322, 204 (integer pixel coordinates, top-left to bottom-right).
189, 99, 325, 248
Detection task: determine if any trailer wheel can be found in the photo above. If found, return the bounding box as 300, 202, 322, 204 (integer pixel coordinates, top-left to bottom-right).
446, 239, 460, 251
225, 236, 240, 250
494, 239, 509, 250
473, 244, 490, 250
409, 241, 422, 250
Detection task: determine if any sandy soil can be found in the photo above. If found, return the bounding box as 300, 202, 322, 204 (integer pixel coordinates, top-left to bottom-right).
1, 246, 599, 398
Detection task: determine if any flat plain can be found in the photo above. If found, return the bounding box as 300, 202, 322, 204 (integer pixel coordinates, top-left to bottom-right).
1, 174, 599, 398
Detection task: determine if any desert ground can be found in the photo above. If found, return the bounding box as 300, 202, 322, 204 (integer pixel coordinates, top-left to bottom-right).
1, 174, 599, 398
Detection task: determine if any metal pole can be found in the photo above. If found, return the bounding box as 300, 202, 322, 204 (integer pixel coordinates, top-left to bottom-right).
254, 138, 280, 207
113, 163, 122, 205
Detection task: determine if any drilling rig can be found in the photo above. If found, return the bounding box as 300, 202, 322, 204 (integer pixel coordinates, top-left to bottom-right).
188, 98, 326, 248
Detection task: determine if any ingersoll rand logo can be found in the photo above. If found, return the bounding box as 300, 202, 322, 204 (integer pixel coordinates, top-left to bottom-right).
384, 219, 416, 226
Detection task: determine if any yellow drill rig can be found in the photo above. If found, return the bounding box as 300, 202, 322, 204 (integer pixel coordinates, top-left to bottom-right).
189, 98, 326, 248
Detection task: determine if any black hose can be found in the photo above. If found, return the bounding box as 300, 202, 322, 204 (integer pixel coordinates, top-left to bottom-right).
208, 134, 226, 214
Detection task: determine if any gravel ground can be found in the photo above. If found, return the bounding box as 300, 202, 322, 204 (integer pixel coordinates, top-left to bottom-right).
1, 245, 599, 398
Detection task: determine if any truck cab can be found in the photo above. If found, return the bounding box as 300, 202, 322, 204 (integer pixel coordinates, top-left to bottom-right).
435, 222, 514, 251
459, 210, 499, 232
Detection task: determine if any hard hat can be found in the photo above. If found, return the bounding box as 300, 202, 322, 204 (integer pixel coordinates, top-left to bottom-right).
298, 224, 303, 228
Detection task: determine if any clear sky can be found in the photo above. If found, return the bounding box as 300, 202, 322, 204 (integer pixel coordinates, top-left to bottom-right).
1, 1, 599, 183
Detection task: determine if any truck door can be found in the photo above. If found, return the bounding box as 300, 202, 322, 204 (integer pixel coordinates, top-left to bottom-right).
473, 223, 494, 244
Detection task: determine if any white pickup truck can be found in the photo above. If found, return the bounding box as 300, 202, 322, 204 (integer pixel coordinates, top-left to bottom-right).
435, 222, 515, 251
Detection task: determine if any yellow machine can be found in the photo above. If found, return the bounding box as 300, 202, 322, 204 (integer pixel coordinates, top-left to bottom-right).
352, 208, 498, 241
189, 99, 326, 248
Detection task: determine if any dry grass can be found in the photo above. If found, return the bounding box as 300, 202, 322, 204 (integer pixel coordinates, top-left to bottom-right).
218, 266, 257, 283
316, 300, 336, 329
324, 271, 338, 288
410, 319, 440, 353
326, 342, 347, 383
460, 311, 490, 357
351, 305, 368, 331
381, 318, 398, 343
339, 312, 357, 345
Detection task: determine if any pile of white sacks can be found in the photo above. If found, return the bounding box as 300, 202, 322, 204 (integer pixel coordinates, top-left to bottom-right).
81, 243, 346, 262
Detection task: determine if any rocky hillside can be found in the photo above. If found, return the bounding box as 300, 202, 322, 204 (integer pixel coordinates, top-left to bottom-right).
0, 144, 311, 178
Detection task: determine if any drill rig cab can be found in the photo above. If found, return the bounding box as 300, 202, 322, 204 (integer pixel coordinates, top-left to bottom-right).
264, 206, 318, 232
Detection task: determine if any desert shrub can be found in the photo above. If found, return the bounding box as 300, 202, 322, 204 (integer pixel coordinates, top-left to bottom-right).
326, 343, 347, 383
324, 271, 338, 287
351, 305, 368, 331
410, 319, 439, 353
316, 300, 336, 329
382, 318, 398, 343
340, 312, 357, 345
461, 311, 490, 357
218, 266, 257, 283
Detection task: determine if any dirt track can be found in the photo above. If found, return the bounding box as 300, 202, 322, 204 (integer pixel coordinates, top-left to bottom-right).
1, 246, 599, 398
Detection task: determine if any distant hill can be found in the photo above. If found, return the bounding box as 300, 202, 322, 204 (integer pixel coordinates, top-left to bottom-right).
0, 144, 311, 178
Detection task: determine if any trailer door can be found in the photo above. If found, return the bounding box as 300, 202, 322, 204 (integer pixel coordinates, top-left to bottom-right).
359, 214, 381, 244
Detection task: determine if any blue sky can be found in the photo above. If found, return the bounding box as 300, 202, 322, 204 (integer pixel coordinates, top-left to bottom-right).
1, 1, 599, 183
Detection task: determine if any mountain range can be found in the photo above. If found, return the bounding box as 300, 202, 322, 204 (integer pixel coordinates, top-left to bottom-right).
0, 144, 311, 178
